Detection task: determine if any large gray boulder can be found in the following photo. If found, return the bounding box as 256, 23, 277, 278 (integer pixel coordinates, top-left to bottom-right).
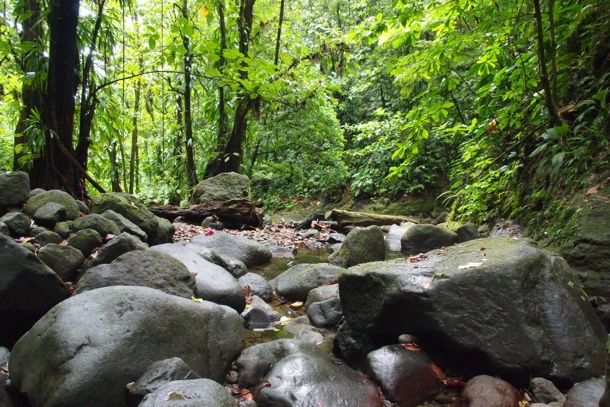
86, 232, 148, 268
73, 214, 120, 237
0, 212, 30, 237
400, 223, 458, 254
192, 172, 250, 204
76, 250, 195, 298
33, 202, 69, 227
271, 263, 346, 301
24, 190, 80, 220
139, 379, 237, 407
329, 226, 385, 267
365, 345, 443, 407
90, 193, 159, 241
151, 243, 245, 311
148, 216, 175, 246
339, 238, 606, 386
0, 171, 30, 207
0, 234, 70, 347
255, 345, 383, 407
190, 231, 271, 267
67, 228, 103, 256
101, 209, 148, 242
9, 286, 245, 407
127, 357, 200, 401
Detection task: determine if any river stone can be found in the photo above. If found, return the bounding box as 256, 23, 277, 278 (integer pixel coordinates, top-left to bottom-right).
339, 237, 607, 386
0, 212, 30, 237
461, 375, 522, 407
306, 283, 339, 306
329, 226, 385, 268
9, 286, 245, 407
86, 232, 148, 268
193, 172, 250, 204
271, 263, 346, 301
53, 221, 72, 238
33, 202, 68, 227
0, 221, 8, 236
38, 243, 84, 281
241, 296, 280, 329
238, 272, 273, 302
366, 345, 443, 407
530, 377, 566, 404
564, 377, 606, 407
67, 228, 103, 256
0, 171, 30, 207
101, 209, 148, 241
235, 339, 321, 388
308, 297, 343, 328
139, 379, 237, 407
190, 231, 271, 267
148, 216, 175, 246
151, 243, 245, 312
400, 223, 458, 254
128, 357, 200, 400
256, 346, 383, 407
0, 234, 69, 347
24, 190, 80, 220
76, 250, 195, 298
28, 188, 45, 197
90, 192, 159, 240
214, 252, 248, 278
73, 214, 120, 237
456, 222, 479, 243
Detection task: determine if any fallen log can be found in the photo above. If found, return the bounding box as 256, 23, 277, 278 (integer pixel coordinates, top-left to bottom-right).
326, 209, 419, 228
150, 199, 263, 228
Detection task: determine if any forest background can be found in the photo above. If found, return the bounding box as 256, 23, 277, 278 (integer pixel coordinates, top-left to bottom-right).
0, 0, 608, 242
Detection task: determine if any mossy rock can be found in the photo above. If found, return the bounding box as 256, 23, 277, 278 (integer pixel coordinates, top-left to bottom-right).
24, 190, 80, 220
90, 193, 159, 238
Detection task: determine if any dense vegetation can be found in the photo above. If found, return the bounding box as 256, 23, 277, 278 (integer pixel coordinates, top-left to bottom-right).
0, 0, 608, 226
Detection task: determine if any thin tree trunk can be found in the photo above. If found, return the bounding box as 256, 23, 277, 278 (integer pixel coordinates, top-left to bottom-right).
547, 0, 559, 103
129, 75, 142, 194
182, 0, 197, 187
533, 0, 561, 127
274, 0, 285, 66
109, 141, 122, 192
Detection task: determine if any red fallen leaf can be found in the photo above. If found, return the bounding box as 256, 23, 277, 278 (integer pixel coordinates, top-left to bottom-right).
241, 388, 254, 401
430, 361, 447, 381
401, 342, 422, 352
204, 229, 214, 236
442, 378, 467, 388
321, 279, 339, 286
242, 285, 252, 304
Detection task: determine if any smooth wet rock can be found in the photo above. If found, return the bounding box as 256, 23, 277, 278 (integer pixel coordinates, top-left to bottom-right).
148, 216, 175, 246
76, 250, 195, 298
102, 209, 148, 242
139, 379, 237, 407
386, 223, 415, 252
256, 346, 383, 407
366, 345, 443, 407
241, 296, 280, 329
193, 172, 250, 204
333, 322, 377, 368
33, 230, 62, 246
190, 231, 271, 267
213, 252, 248, 278
53, 221, 72, 238
297, 330, 325, 345
564, 377, 606, 407
151, 243, 245, 311
9, 286, 244, 407
327, 232, 346, 243
456, 222, 478, 242
0, 221, 8, 236
308, 297, 343, 328
24, 190, 80, 220
329, 226, 385, 267
306, 283, 339, 306
0, 234, 70, 347
86, 232, 148, 268
90, 193, 159, 240
76, 199, 89, 214
400, 223, 457, 254
28, 188, 45, 197
235, 339, 321, 388
0, 212, 30, 237
33, 202, 68, 227
271, 263, 345, 301
530, 377, 566, 404
128, 357, 200, 401
461, 375, 522, 407
38, 243, 84, 281
239, 273, 273, 302
0, 171, 30, 207
67, 228, 103, 256
73, 214, 120, 237
339, 238, 607, 386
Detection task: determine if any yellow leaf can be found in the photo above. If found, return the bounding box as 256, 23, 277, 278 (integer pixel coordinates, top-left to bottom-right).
199, 5, 209, 20
191, 296, 203, 303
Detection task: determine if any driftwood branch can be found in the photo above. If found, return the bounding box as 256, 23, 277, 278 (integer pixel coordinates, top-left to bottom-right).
327, 209, 419, 228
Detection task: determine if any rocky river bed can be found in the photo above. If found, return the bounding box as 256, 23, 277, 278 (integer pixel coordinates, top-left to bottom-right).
0, 170, 609, 407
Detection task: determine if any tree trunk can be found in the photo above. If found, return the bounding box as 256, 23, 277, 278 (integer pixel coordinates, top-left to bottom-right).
182, 0, 197, 188
274, 0, 285, 66
533, 0, 562, 127
129, 75, 142, 194
13, 0, 44, 171
109, 141, 122, 192
29, 0, 83, 198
